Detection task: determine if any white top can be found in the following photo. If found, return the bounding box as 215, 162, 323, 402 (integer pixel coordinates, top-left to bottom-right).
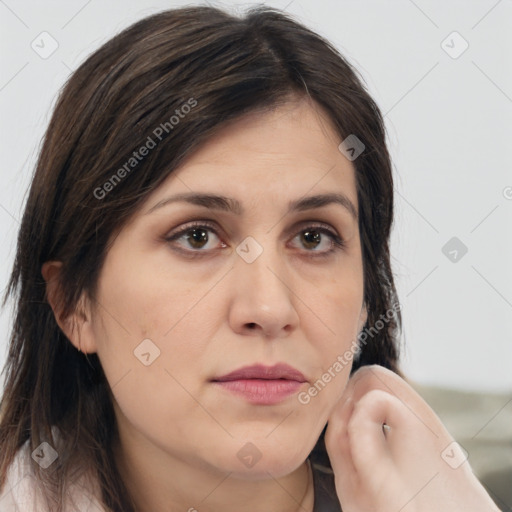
0, 431, 105, 512
0, 431, 341, 512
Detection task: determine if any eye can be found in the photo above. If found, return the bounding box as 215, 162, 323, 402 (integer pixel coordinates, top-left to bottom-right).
165, 221, 224, 255
164, 220, 345, 258
289, 223, 345, 257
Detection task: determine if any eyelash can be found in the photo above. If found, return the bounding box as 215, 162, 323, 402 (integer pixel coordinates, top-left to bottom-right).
164, 220, 346, 259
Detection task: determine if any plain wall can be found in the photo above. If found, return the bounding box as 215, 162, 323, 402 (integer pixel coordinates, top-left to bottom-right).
0, 0, 511, 392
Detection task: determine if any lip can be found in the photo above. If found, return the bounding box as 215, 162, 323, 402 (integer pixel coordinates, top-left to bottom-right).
211, 364, 307, 405
212, 363, 307, 382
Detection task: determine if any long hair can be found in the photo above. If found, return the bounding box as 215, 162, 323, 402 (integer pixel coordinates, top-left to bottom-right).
0, 5, 401, 511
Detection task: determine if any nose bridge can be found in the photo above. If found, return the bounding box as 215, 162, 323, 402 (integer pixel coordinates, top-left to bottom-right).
230, 233, 299, 337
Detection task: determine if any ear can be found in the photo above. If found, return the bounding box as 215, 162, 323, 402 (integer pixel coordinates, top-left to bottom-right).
41, 261, 97, 354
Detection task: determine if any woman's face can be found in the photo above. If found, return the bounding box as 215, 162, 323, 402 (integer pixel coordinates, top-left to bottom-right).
82, 97, 366, 478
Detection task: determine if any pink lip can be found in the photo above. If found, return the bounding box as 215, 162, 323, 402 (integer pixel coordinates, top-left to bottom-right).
213, 363, 307, 382
211, 364, 307, 405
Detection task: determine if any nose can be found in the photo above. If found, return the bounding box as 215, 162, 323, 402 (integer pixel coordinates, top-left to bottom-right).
228, 242, 300, 339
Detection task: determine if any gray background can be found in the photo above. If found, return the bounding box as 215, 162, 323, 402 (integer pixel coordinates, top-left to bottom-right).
1, 0, 511, 393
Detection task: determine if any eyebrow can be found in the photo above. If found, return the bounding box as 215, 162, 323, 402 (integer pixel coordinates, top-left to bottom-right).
145, 192, 358, 220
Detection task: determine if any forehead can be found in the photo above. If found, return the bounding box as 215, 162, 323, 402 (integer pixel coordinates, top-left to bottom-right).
147, 98, 357, 212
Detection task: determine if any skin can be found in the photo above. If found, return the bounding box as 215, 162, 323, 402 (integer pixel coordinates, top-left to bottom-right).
325, 365, 500, 511
43, 96, 366, 512
42, 96, 499, 512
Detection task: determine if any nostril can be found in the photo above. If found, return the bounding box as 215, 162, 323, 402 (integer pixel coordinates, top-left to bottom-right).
247, 323, 257, 329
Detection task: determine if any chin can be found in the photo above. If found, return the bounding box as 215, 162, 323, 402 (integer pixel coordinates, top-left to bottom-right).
209, 439, 309, 481
229, 458, 306, 481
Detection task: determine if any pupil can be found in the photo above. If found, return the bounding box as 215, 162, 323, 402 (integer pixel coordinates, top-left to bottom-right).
185, 229, 322, 250
189, 229, 208, 248
302, 230, 320, 249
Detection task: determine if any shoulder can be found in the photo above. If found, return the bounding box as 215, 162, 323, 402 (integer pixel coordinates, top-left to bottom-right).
0, 436, 49, 512
0, 428, 105, 512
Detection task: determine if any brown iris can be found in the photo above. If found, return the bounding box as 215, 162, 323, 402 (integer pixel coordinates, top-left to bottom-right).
186, 228, 209, 249
300, 230, 321, 250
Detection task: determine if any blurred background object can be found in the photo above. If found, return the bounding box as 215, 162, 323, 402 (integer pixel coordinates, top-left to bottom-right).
413, 383, 512, 512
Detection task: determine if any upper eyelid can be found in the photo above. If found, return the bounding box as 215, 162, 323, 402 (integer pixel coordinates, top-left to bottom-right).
165, 220, 343, 254
163, 221, 346, 261
166, 219, 340, 240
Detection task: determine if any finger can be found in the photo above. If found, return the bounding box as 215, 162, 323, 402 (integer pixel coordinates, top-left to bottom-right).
325, 396, 358, 489
347, 389, 399, 484
348, 385, 458, 506
344, 365, 448, 442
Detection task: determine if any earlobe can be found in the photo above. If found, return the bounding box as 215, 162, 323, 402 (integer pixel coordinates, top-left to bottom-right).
41, 260, 96, 354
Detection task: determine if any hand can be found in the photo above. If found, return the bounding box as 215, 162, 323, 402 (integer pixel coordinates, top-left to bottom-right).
324, 365, 500, 512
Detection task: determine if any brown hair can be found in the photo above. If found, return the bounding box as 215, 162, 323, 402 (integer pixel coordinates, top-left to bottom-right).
0, 5, 401, 511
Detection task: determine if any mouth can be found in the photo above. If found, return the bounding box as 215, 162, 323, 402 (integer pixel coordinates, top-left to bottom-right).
211, 363, 307, 405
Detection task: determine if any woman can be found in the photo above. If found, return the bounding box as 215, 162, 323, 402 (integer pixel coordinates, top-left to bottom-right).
0, 5, 499, 512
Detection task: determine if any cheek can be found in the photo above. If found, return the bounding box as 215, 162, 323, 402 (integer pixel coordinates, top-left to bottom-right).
96, 257, 210, 342
95, 303, 211, 437
306, 273, 364, 339
90, 272, 210, 412
299, 273, 363, 397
